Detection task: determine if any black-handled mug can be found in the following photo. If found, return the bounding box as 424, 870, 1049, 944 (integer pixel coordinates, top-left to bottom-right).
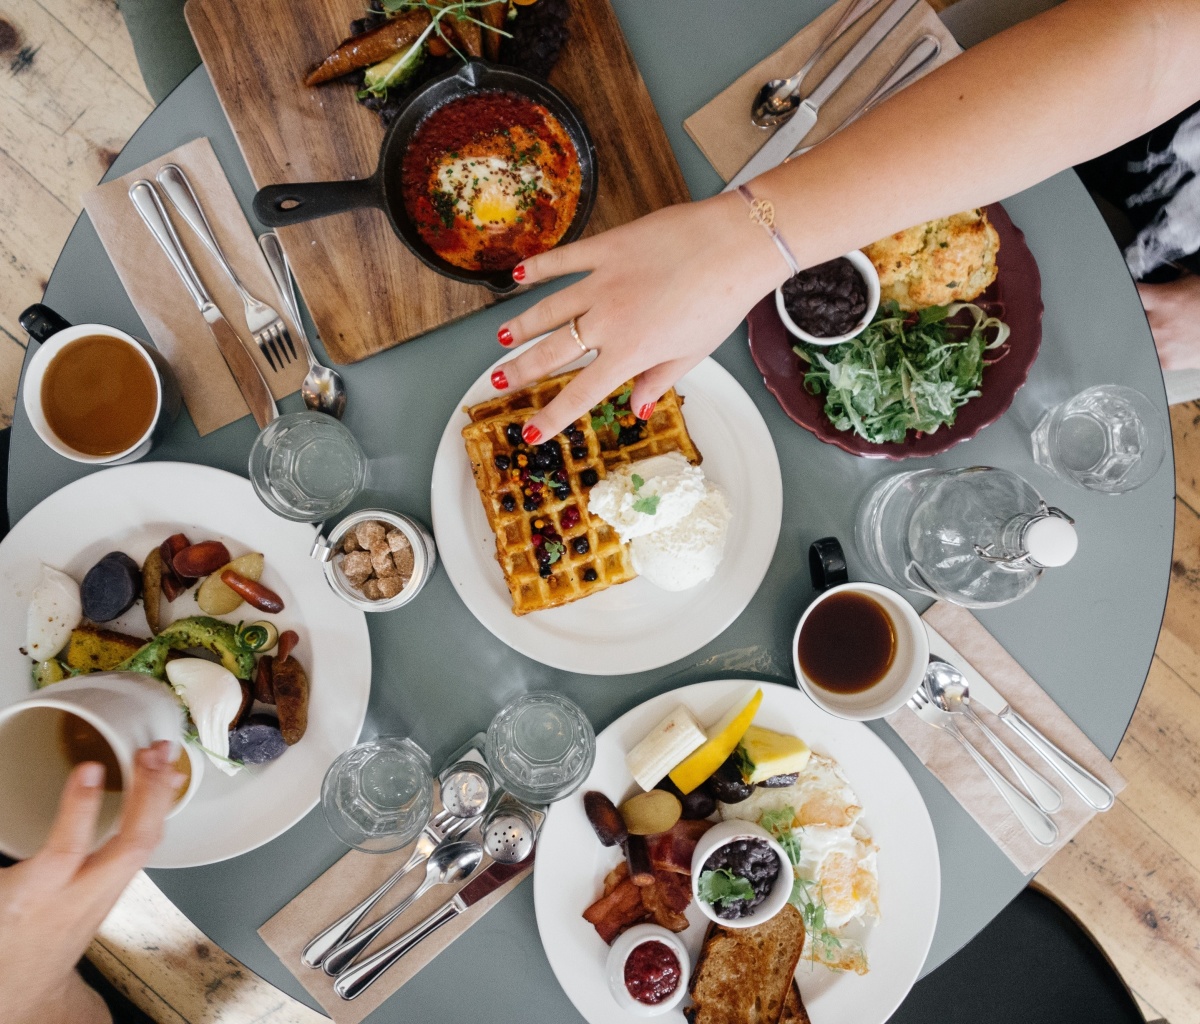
792, 536, 929, 720
16, 303, 182, 465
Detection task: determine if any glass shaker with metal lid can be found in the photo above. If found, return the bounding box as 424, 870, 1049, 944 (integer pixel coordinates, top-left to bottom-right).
855, 466, 1078, 609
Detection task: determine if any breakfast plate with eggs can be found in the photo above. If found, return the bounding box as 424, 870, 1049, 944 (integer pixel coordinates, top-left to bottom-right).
533, 679, 940, 1024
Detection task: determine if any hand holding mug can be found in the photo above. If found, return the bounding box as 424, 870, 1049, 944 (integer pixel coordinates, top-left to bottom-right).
0, 742, 184, 1024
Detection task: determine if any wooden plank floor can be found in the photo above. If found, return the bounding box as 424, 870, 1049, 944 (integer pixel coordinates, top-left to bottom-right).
1, 0, 1198, 1021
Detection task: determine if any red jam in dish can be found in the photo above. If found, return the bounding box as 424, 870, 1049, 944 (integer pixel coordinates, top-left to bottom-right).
623, 940, 681, 1005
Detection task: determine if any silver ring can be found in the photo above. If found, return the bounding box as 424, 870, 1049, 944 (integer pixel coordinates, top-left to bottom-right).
568, 317, 589, 355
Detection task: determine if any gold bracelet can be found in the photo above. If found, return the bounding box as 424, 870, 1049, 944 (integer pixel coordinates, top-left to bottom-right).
736, 184, 800, 276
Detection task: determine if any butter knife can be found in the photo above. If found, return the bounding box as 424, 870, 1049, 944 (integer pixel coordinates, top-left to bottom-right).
129, 179, 278, 429
724, 0, 922, 192
925, 625, 1115, 811
334, 857, 530, 1000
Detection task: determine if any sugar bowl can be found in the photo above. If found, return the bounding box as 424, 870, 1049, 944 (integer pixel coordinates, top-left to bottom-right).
311, 509, 436, 612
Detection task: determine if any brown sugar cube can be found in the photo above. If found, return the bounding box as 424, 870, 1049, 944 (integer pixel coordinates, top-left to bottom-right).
375, 576, 405, 598
386, 529, 412, 555
355, 520, 387, 550
361, 578, 385, 600
342, 531, 360, 553
341, 551, 373, 587
371, 548, 396, 578
394, 544, 415, 583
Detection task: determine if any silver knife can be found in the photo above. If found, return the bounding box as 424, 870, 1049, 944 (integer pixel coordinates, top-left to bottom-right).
334, 858, 530, 1000
723, 0, 922, 192
129, 179, 279, 429
925, 625, 1115, 810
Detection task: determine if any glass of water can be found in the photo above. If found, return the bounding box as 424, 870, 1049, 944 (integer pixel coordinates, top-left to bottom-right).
485, 692, 595, 805
1031, 384, 1167, 494
320, 737, 434, 853
248, 411, 367, 522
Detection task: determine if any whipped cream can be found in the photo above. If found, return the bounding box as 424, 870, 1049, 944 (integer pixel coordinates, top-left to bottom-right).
631, 487, 730, 591
587, 453, 706, 542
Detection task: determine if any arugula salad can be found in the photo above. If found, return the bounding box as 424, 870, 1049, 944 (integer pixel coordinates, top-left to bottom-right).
793, 301, 1011, 445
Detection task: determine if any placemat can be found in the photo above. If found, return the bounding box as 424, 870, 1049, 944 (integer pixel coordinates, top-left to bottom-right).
887, 601, 1125, 874
83, 137, 305, 436
259, 762, 534, 1023
684, 0, 960, 184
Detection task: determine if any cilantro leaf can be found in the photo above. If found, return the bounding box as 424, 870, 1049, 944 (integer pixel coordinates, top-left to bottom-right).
544, 541, 564, 565
631, 474, 645, 491
632, 494, 660, 515
698, 868, 755, 908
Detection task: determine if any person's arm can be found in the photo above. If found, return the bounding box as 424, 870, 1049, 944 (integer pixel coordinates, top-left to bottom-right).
493, 0, 1200, 442
0, 743, 183, 1024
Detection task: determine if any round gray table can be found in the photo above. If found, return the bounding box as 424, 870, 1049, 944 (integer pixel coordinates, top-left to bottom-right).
7, 1, 1172, 1019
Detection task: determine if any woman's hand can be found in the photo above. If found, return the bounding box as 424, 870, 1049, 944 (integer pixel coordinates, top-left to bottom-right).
0, 742, 185, 1024
492, 192, 790, 442
1138, 274, 1200, 371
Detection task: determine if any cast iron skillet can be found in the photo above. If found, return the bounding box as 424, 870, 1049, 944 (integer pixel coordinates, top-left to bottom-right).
253, 60, 597, 294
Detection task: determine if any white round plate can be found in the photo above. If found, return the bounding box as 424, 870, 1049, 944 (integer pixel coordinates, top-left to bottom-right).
533, 679, 941, 1024
430, 344, 783, 674
0, 463, 371, 868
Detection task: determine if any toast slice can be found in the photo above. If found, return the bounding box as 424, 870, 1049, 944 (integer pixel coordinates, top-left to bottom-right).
779, 981, 811, 1024
685, 904, 807, 1024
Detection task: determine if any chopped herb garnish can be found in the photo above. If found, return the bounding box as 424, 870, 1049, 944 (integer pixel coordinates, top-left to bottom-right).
759, 806, 801, 865
544, 540, 564, 565
790, 877, 844, 965
632, 494, 660, 516
631, 474, 645, 491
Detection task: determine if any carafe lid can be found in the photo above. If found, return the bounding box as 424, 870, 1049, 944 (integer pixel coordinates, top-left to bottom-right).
1024, 514, 1078, 568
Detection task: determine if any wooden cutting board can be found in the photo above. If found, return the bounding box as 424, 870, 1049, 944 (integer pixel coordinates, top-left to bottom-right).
185, 0, 690, 364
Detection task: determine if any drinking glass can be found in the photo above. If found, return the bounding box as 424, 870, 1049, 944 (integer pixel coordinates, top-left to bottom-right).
1031, 384, 1167, 494
248, 411, 367, 522
485, 692, 596, 805
320, 737, 434, 853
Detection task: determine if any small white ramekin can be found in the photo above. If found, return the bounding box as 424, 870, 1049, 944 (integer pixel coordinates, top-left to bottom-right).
605, 923, 690, 1016
690, 819, 792, 930
775, 249, 880, 346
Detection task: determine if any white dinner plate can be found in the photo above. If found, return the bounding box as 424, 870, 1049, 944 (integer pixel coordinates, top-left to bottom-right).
430, 343, 783, 674
0, 463, 371, 868
533, 679, 941, 1024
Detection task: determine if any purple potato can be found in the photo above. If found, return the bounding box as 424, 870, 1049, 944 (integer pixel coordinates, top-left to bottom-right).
228, 717, 287, 766
81, 552, 142, 622
656, 776, 716, 820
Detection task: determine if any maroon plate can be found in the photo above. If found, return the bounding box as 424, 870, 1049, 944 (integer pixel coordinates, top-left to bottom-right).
747, 203, 1043, 459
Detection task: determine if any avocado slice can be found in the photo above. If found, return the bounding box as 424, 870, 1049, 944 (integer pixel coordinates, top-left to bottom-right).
116, 616, 256, 680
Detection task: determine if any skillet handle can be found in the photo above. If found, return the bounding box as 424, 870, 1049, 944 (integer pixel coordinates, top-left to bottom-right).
253, 178, 381, 227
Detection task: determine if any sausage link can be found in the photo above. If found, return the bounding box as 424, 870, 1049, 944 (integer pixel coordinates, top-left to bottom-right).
221, 570, 285, 613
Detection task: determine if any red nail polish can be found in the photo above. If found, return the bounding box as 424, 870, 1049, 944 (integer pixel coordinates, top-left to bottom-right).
491, 369, 508, 390
638, 403, 656, 421
512, 264, 526, 282
498, 327, 514, 347
522, 424, 541, 444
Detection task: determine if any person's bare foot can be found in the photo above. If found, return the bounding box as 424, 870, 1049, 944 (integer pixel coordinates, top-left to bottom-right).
1138, 273, 1200, 370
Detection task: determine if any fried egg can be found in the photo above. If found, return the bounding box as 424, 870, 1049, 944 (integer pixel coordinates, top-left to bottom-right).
720, 749, 879, 972
436, 156, 543, 229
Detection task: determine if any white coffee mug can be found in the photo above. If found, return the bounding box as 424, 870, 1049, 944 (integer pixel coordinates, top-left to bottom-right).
19, 304, 181, 465
792, 582, 929, 721
0, 672, 189, 859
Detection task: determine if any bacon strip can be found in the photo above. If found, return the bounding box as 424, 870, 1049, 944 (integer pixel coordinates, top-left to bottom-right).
646, 818, 713, 874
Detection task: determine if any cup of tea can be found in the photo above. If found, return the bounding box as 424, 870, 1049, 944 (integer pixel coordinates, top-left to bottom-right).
792, 582, 929, 721
0, 672, 191, 859
19, 303, 181, 465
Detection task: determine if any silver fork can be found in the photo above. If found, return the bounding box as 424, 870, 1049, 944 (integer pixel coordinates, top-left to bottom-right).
907, 688, 1059, 846
155, 163, 293, 370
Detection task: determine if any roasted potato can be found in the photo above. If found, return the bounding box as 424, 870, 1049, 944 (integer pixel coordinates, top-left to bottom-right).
271, 656, 309, 745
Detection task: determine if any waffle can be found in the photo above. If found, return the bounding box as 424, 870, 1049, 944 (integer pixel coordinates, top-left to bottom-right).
462, 404, 635, 615
462, 372, 703, 614
467, 370, 702, 470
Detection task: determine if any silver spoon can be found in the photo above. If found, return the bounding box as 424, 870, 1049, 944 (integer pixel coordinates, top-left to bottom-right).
258, 231, 347, 419
752, 0, 885, 127
925, 659, 1063, 813
321, 840, 483, 976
